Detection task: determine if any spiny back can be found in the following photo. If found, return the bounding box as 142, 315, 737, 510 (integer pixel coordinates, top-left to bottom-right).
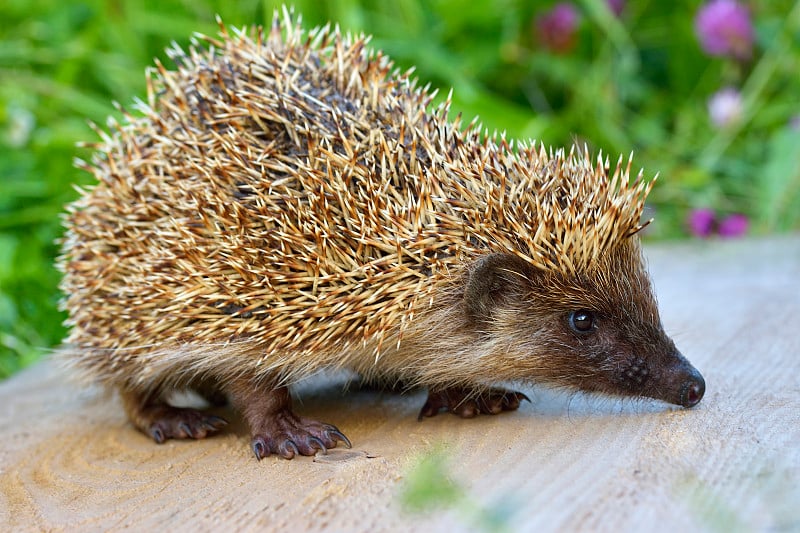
60, 12, 652, 362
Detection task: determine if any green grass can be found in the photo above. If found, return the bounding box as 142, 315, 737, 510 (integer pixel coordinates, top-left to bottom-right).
1, 0, 799, 377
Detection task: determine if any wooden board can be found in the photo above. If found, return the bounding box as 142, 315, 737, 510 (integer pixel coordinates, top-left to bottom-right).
1, 236, 799, 532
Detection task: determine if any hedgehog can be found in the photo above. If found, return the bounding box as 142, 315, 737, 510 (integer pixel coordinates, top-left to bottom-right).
58, 10, 705, 460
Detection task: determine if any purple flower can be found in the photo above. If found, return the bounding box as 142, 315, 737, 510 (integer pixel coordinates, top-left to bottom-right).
695, 0, 753, 60
607, 0, 625, 17
718, 214, 749, 237
536, 3, 580, 54
687, 208, 716, 237
687, 209, 749, 238
708, 87, 743, 128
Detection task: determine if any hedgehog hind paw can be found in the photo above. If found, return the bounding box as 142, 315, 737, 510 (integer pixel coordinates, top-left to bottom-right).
418, 387, 529, 420
120, 388, 229, 443
143, 406, 228, 443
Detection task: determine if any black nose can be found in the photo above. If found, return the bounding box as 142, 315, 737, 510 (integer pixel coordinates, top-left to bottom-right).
679, 368, 705, 408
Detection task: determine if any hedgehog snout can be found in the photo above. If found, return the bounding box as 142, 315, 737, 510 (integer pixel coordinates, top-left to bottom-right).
679, 366, 705, 408
654, 350, 706, 408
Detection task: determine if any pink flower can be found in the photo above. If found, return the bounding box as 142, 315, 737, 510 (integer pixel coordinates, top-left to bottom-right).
718, 214, 749, 237
687, 208, 716, 237
686, 209, 749, 238
708, 87, 743, 128
536, 3, 580, 54
694, 0, 753, 60
607, 0, 625, 17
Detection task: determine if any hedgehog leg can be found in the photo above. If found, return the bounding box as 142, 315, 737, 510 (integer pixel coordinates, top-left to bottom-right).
120, 387, 229, 444
227, 381, 351, 460
418, 387, 530, 420
192, 376, 229, 407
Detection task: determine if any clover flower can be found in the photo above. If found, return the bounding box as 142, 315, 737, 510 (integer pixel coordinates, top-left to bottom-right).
607, 0, 625, 17
695, 0, 754, 60
536, 3, 580, 54
687, 208, 716, 237
687, 208, 749, 238
717, 214, 749, 237
708, 87, 743, 128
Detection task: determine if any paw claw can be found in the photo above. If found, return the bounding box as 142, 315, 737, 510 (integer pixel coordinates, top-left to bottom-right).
150, 426, 166, 444
252, 438, 270, 461
279, 440, 299, 459
308, 437, 327, 454
205, 416, 229, 430
177, 421, 193, 438
329, 429, 352, 449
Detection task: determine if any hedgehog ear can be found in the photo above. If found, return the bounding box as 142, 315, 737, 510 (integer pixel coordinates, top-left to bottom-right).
464, 253, 528, 323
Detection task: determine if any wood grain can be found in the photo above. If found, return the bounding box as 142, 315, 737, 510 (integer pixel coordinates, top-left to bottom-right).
1, 236, 798, 532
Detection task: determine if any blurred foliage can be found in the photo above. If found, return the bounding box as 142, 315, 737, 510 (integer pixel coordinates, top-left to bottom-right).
1, 0, 799, 377
399, 448, 515, 531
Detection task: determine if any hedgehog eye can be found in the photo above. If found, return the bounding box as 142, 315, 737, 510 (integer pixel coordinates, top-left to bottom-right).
569, 310, 596, 333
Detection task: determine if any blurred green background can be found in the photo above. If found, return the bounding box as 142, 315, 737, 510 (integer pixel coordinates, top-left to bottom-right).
1, 0, 799, 378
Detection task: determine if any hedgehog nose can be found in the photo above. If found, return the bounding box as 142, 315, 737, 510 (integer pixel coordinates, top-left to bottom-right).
679, 368, 705, 408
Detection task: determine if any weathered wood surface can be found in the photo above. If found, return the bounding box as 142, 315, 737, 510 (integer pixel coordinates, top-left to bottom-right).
1, 236, 798, 532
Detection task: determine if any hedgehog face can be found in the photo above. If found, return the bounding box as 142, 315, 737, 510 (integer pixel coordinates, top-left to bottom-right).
552, 306, 705, 408
463, 242, 704, 408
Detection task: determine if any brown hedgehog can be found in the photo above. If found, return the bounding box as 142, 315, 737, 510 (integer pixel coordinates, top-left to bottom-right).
59, 10, 705, 460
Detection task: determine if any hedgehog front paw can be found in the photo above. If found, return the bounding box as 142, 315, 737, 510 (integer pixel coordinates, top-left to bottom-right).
250, 411, 351, 460
418, 387, 530, 420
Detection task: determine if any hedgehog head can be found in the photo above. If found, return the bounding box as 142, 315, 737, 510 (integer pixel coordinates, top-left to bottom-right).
457, 212, 703, 408
428, 143, 703, 406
